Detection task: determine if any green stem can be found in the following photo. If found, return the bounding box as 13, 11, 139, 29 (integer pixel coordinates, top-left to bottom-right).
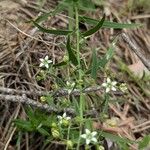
67, 6, 74, 79
75, 5, 84, 150
75, 6, 82, 81
66, 124, 71, 150
75, 2, 83, 119
76, 127, 82, 150
68, 6, 74, 31
102, 93, 109, 114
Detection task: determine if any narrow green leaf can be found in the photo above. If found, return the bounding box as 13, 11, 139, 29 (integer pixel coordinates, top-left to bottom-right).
82, 15, 105, 37
98, 39, 116, 68
139, 135, 150, 149
37, 128, 50, 136
66, 36, 78, 66
26, 107, 35, 121
77, 0, 95, 11
53, 61, 68, 67
32, 21, 72, 35
72, 97, 80, 116
51, 74, 66, 87
87, 39, 116, 74
35, 11, 52, 23
91, 49, 98, 80
79, 16, 142, 29
53, 0, 74, 15
14, 120, 34, 132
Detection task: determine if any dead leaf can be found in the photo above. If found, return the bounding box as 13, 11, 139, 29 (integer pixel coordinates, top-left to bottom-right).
128, 60, 150, 78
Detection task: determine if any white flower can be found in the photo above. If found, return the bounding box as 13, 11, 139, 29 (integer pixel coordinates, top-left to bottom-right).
102, 78, 117, 93
66, 81, 75, 94
66, 81, 75, 88
57, 112, 71, 124
39, 55, 52, 69
80, 129, 97, 145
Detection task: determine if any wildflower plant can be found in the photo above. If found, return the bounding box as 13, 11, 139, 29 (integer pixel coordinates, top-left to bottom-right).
13, 0, 141, 149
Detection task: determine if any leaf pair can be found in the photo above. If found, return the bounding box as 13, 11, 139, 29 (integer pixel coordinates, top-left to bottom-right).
67, 15, 105, 66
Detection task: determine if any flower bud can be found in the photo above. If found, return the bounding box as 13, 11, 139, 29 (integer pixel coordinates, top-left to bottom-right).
77, 79, 83, 85
63, 55, 69, 62
51, 128, 60, 138
66, 140, 73, 149
40, 96, 46, 102
62, 119, 69, 126
97, 145, 105, 150
119, 83, 128, 92
51, 122, 57, 128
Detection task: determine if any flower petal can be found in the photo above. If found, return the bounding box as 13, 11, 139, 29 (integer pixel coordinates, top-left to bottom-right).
68, 89, 72, 94
66, 81, 70, 86
40, 58, 44, 61
102, 83, 107, 87
91, 137, 97, 143
39, 63, 44, 67
45, 55, 49, 60
63, 112, 67, 117
66, 117, 71, 120
107, 78, 111, 83
111, 87, 116, 91
57, 116, 62, 119
85, 129, 90, 134
86, 139, 91, 145
106, 87, 110, 93
81, 134, 86, 139
91, 131, 97, 136
112, 81, 117, 86
47, 60, 52, 63
45, 64, 49, 68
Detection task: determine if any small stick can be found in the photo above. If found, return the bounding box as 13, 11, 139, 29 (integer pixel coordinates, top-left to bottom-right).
0, 94, 74, 114
0, 86, 122, 97
121, 33, 150, 71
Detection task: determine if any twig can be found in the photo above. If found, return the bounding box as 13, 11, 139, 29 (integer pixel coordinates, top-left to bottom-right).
133, 125, 150, 133
0, 86, 122, 97
0, 94, 74, 114
133, 120, 150, 130
0, 86, 122, 113
130, 14, 150, 20
121, 33, 150, 71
